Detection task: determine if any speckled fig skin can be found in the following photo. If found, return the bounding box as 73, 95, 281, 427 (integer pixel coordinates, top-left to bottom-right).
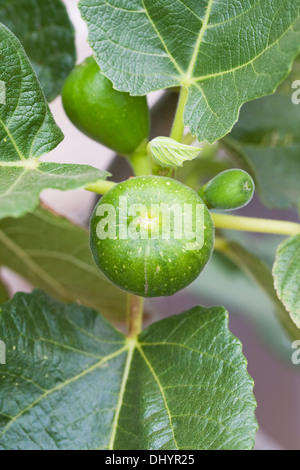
90, 176, 214, 298
199, 169, 255, 211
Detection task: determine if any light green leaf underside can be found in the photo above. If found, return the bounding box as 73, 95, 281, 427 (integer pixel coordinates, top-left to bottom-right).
223, 59, 300, 209
0, 207, 126, 321
0, 0, 76, 102
79, 0, 300, 143
0, 163, 110, 220
221, 240, 300, 340
273, 235, 300, 329
149, 137, 200, 168
0, 290, 257, 450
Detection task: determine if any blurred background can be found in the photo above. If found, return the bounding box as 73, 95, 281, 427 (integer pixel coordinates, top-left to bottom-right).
1, 0, 299, 450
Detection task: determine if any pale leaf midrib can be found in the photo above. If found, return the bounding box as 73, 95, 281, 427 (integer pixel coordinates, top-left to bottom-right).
0, 168, 28, 199
192, 14, 300, 83
0, 160, 38, 167
186, 0, 214, 79
24, 249, 103, 276
206, 0, 261, 30
140, 0, 299, 90
0, 119, 25, 161
108, 340, 135, 449
0, 27, 28, 162
141, 0, 185, 78
0, 228, 73, 301
108, 339, 180, 450
137, 343, 179, 450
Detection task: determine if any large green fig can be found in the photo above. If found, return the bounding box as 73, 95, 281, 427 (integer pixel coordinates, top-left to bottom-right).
90, 176, 214, 298
62, 56, 150, 155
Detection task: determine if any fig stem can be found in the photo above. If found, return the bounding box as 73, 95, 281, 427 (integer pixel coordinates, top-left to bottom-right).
127, 294, 144, 337
212, 213, 300, 236
181, 132, 196, 146
170, 86, 188, 142
213, 237, 229, 252
85, 179, 117, 194
129, 139, 151, 176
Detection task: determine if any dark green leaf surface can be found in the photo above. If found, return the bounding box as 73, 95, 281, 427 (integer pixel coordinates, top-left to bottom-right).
223, 63, 300, 209
273, 235, 300, 329
0, 163, 109, 220
80, 0, 300, 143
0, 0, 76, 101
0, 290, 257, 450
0, 207, 126, 321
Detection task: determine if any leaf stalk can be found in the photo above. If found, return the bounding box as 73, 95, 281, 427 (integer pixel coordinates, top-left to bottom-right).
212, 213, 300, 237
126, 294, 144, 337
170, 87, 189, 142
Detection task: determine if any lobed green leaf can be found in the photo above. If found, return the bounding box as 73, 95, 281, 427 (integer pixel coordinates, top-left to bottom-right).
0, 207, 126, 321
0, 163, 109, 220
0, 290, 257, 450
0, 0, 76, 102
80, 0, 300, 143
0, 23, 110, 219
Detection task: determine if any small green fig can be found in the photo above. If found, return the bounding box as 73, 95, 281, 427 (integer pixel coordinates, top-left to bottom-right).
199, 169, 255, 210
90, 176, 214, 298
62, 56, 150, 155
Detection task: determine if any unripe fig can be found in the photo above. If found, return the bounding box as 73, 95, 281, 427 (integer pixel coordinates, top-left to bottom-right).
199, 169, 255, 210
62, 56, 150, 155
90, 176, 214, 298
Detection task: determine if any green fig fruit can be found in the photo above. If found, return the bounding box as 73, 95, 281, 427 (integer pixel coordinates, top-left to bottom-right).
90, 176, 214, 297
62, 56, 150, 155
